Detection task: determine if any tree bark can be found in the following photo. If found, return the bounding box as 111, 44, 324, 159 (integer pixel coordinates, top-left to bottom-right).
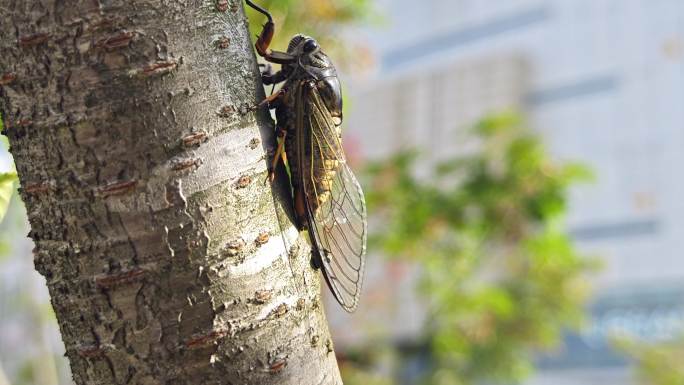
0, 1, 342, 384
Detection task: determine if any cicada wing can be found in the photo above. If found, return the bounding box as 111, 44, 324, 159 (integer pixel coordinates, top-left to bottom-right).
299, 83, 368, 312
309, 163, 367, 312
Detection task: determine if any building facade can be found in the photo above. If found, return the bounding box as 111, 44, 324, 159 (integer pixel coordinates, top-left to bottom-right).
331, 0, 684, 383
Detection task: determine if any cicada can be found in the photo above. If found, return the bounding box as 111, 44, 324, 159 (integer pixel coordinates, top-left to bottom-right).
246, 0, 367, 312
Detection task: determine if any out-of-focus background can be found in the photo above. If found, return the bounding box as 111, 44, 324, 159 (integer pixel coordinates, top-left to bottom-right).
2, 0, 684, 384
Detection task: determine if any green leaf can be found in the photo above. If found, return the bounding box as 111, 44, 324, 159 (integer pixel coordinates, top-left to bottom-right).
0, 172, 17, 224
0, 115, 8, 152
363, 112, 595, 385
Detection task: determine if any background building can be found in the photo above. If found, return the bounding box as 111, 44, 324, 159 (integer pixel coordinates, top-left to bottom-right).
328, 0, 684, 383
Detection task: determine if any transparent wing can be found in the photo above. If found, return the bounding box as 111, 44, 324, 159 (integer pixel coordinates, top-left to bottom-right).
300, 83, 367, 312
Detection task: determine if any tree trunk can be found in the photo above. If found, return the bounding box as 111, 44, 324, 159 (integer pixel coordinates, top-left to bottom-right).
0, 1, 342, 384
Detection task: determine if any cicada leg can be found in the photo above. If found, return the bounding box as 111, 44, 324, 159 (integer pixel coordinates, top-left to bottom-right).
255, 23, 274, 56
260, 88, 287, 183
267, 128, 287, 184
258, 88, 284, 108
293, 188, 307, 231
246, 1, 296, 64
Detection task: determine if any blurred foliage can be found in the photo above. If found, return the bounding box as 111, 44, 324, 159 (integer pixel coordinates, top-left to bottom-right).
0, 117, 17, 226
363, 112, 595, 385
244, 0, 377, 70
340, 363, 393, 385
0, 172, 17, 226
617, 337, 684, 385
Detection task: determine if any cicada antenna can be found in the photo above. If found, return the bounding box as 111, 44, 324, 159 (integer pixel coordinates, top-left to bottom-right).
245, 0, 273, 23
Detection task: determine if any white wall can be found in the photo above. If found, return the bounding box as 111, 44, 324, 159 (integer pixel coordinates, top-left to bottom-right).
344, 0, 684, 290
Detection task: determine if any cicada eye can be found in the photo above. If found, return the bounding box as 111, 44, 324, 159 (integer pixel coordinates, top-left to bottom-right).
303, 39, 319, 53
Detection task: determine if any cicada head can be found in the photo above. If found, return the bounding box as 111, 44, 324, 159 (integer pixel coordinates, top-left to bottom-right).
287, 34, 318, 54
287, 34, 330, 70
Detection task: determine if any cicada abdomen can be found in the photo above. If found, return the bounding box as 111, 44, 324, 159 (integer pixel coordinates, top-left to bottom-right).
304, 96, 342, 214
287, 80, 343, 226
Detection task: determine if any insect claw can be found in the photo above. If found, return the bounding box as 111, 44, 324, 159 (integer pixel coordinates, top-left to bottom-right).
256, 97, 271, 109
246, 102, 261, 112
264, 170, 275, 185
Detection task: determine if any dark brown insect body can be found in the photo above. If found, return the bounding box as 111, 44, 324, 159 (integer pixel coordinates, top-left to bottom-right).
280, 43, 343, 224
246, 0, 367, 312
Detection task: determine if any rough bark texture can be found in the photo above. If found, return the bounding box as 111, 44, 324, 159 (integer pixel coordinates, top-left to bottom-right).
0, 1, 342, 384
